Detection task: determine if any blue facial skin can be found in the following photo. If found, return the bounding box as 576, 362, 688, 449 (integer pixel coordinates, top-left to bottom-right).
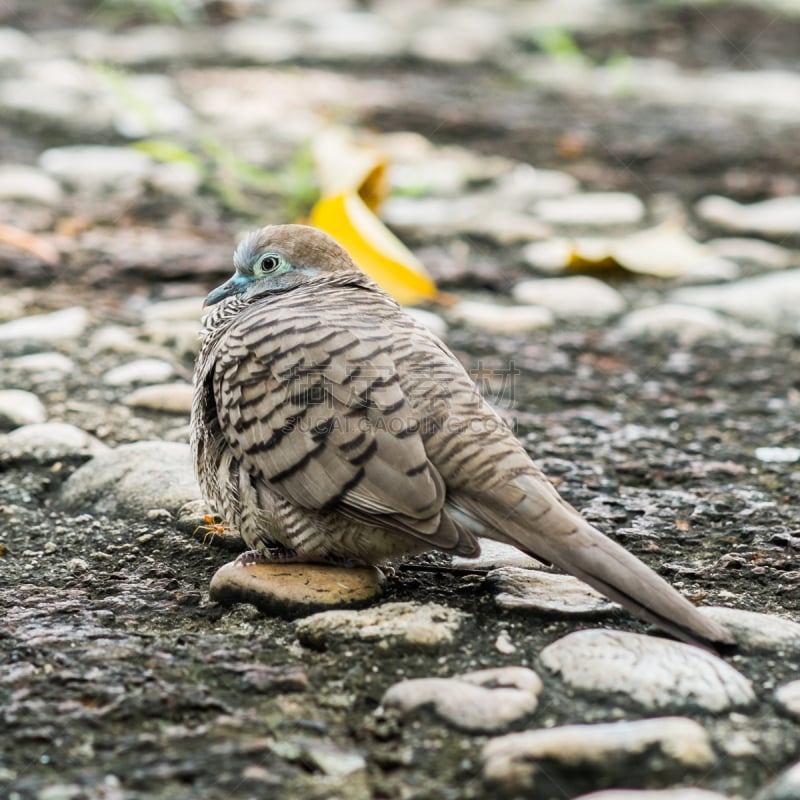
204, 251, 323, 307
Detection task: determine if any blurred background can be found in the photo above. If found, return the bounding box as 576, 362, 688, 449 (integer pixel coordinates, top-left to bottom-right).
1, 0, 799, 317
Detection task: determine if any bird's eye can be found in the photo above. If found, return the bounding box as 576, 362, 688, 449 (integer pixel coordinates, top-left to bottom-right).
257, 254, 281, 274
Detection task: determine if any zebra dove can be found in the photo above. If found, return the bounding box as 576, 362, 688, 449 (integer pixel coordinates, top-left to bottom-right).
191, 224, 732, 649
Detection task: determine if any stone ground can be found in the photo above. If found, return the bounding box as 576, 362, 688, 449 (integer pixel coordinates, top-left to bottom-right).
2, 1, 800, 799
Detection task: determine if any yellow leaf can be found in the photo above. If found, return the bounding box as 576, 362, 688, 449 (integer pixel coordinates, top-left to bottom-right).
309, 191, 437, 305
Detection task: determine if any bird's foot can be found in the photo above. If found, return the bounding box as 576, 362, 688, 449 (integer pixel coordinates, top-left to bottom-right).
233, 544, 299, 567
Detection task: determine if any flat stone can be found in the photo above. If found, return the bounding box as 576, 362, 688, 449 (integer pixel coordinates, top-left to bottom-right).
59, 440, 201, 517
696, 194, 800, 237
452, 538, 544, 570
0, 422, 108, 465
488, 566, 617, 616
0, 389, 47, 429
381, 666, 542, 732
103, 359, 176, 386
574, 790, 732, 800
534, 192, 645, 227
0, 307, 89, 344
296, 602, 466, 651
448, 299, 554, 333
775, 680, 800, 721
540, 629, 755, 712
513, 275, 625, 319
210, 562, 385, 618
122, 382, 194, 414
671, 270, 800, 325
615, 304, 767, 345
699, 606, 800, 654
483, 717, 714, 794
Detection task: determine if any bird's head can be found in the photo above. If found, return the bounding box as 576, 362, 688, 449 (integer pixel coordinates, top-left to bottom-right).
204, 224, 360, 307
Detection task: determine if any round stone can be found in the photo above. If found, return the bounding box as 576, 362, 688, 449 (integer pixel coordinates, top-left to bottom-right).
539, 629, 755, 712
210, 561, 385, 619
0, 422, 107, 465
58, 440, 200, 517
381, 666, 542, 733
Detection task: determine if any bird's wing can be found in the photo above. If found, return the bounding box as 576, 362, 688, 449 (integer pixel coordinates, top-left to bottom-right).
212, 302, 477, 555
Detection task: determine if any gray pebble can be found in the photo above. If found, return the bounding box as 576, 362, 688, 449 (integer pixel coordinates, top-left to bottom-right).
103, 359, 176, 386
296, 602, 466, 651
0, 422, 107, 465
671, 270, 800, 326
39, 145, 153, 190
0, 164, 63, 205
448, 299, 554, 333
58, 440, 200, 517
699, 606, 800, 653
513, 276, 625, 319
696, 195, 800, 238
381, 666, 542, 732
775, 680, 800, 721
9, 352, 74, 377
141, 297, 204, 322
304, 12, 405, 61
0, 389, 47, 429
452, 538, 543, 571
757, 760, 800, 800
488, 566, 617, 616
121, 382, 194, 414
615, 303, 767, 345
540, 629, 754, 712
574, 789, 732, 800
707, 237, 794, 270
534, 192, 645, 227
0, 307, 89, 344
483, 716, 714, 793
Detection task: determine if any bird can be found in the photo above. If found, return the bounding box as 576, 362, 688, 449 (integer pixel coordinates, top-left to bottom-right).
191, 223, 733, 650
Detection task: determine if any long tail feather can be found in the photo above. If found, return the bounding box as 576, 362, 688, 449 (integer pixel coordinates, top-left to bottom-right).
457, 481, 734, 650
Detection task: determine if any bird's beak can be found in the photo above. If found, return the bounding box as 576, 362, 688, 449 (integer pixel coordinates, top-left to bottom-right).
203, 274, 249, 307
